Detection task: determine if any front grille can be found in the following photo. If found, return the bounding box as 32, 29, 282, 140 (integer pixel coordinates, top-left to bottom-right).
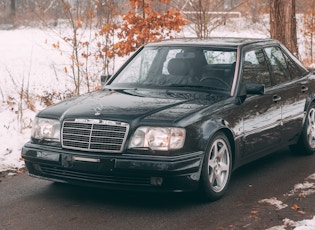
62, 119, 129, 153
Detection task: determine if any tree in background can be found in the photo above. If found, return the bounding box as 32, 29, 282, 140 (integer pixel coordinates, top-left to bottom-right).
113, 0, 186, 57
94, 0, 120, 76
53, 0, 108, 95
270, 0, 298, 56
9, 0, 15, 24
240, 0, 269, 24
303, 1, 315, 64
57, 0, 89, 96
50, 0, 186, 95
177, 0, 243, 38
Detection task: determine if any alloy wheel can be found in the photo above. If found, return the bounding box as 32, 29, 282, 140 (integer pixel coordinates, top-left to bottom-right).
307, 108, 315, 149
207, 138, 231, 193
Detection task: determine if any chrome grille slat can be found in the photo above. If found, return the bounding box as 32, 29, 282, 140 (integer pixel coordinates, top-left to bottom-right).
62, 119, 129, 153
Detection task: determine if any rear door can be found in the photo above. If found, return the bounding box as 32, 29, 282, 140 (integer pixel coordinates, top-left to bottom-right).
264, 46, 311, 145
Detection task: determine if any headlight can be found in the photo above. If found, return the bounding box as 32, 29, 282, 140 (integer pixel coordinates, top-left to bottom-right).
129, 127, 186, 151
31, 117, 61, 141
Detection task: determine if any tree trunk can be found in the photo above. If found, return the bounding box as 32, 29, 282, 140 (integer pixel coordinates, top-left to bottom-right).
270, 0, 298, 56
10, 0, 16, 24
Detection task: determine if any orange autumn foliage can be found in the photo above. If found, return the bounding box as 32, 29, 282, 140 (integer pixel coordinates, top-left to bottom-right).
114, 0, 186, 57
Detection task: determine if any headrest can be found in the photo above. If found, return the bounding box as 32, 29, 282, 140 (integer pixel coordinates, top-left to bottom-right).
167, 58, 188, 76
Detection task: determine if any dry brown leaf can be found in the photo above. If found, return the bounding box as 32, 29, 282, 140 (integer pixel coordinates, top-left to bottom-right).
291, 204, 300, 211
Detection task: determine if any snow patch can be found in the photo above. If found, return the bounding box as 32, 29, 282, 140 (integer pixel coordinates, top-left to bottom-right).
286, 177, 315, 197
267, 217, 315, 230
306, 173, 315, 181
258, 197, 288, 210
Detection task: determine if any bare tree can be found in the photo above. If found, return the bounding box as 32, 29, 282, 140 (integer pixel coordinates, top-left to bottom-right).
244, 0, 269, 23
177, 0, 243, 38
50, 0, 122, 95
59, 0, 95, 95
95, 0, 121, 75
270, 0, 298, 56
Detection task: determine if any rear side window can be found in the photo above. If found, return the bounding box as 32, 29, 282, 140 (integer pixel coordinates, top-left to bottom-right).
264, 46, 291, 85
280, 44, 309, 78
284, 53, 302, 80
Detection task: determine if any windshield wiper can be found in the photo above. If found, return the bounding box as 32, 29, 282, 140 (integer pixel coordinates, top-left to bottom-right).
165, 84, 227, 91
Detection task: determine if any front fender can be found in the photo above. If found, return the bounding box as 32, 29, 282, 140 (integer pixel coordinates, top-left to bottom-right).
197, 118, 231, 149
196, 118, 240, 170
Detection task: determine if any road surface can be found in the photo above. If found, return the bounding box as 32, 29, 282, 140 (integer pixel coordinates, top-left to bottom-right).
1, 148, 315, 230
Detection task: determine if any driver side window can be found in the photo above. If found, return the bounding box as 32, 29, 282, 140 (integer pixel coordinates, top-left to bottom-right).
242, 49, 271, 88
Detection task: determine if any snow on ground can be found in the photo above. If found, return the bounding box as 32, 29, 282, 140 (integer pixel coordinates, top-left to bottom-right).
0, 28, 70, 172
0, 107, 31, 171
267, 216, 315, 230
263, 173, 315, 229
0, 18, 315, 229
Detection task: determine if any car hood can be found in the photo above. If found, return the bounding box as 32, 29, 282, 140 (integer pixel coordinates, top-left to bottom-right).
38, 88, 228, 123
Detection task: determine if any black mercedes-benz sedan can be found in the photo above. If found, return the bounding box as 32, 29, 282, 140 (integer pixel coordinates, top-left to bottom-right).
22, 38, 315, 201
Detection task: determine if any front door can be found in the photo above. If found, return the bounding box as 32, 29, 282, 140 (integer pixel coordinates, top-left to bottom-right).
240, 48, 282, 159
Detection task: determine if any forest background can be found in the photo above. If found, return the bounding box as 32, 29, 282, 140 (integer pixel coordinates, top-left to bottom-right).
1, 0, 314, 96
0, 0, 315, 148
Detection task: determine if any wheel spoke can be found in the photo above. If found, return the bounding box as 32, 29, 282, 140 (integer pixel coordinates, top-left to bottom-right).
310, 110, 315, 122
213, 141, 219, 158
209, 170, 216, 185
215, 172, 223, 187
220, 162, 229, 172
307, 109, 315, 148
209, 168, 222, 188
218, 144, 227, 159
208, 158, 216, 169
307, 125, 312, 136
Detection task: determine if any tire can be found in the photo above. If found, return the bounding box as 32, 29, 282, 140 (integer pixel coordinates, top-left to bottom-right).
199, 132, 232, 201
290, 103, 315, 155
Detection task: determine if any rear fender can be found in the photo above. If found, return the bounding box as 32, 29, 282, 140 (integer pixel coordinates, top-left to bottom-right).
303, 96, 315, 124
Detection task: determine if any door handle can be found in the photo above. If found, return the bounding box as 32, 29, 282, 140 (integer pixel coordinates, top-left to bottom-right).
301, 85, 309, 92
273, 95, 281, 103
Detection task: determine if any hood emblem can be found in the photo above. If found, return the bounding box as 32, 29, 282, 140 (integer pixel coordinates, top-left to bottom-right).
94, 105, 103, 116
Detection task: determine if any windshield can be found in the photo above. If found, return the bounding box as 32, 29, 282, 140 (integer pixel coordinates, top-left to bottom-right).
110, 46, 237, 92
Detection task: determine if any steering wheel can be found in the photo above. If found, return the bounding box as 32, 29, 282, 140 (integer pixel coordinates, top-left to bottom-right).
200, 76, 230, 89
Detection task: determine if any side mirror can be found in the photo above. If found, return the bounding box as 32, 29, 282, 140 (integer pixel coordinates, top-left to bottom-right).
235, 83, 265, 105
100, 74, 111, 87
246, 83, 265, 95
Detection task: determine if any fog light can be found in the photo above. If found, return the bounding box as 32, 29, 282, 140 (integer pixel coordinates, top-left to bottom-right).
150, 177, 163, 186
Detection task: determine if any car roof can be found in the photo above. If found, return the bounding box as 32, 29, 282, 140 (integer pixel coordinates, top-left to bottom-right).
145, 37, 276, 48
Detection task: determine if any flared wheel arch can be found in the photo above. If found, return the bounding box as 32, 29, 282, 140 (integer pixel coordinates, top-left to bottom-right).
203, 128, 236, 171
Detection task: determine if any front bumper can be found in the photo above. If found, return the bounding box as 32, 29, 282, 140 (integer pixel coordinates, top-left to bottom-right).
22, 142, 204, 192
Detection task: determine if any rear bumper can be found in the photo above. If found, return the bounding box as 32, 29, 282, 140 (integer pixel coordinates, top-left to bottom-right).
22, 142, 204, 192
